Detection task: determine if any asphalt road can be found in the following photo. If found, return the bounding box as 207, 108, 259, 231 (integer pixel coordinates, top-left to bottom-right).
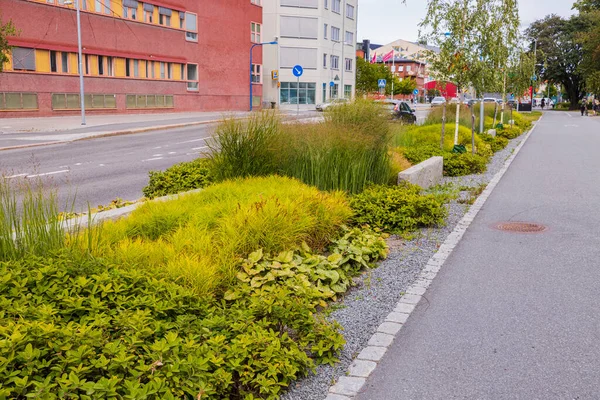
0, 124, 215, 211
358, 111, 600, 399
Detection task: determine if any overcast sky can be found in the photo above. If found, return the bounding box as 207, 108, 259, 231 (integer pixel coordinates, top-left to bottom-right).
357, 0, 578, 45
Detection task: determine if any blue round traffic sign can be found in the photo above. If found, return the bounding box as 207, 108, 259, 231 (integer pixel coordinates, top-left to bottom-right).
413, 89, 419, 95
292, 65, 304, 77
329, 81, 335, 87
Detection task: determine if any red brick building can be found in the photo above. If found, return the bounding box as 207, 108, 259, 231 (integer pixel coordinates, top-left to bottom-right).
0, 0, 263, 117
382, 58, 427, 100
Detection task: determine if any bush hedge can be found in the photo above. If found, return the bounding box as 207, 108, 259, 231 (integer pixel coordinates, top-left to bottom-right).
443, 152, 488, 177
0, 225, 388, 399
142, 158, 213, 199
350, 183, 448, 232
480, 134, 509, 153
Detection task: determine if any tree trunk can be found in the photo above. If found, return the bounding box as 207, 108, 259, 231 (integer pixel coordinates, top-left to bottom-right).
493, 103, 498, 128
454, 103, 461, 145
441, 103, 447, 150
471, 106, 475, 155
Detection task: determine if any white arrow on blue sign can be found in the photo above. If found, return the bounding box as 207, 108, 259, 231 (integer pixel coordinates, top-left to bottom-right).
413, 89, 419, 95
378, 79, 387, 88
293, 65, 304, 77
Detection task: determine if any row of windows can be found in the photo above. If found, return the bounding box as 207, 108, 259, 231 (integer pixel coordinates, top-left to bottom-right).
323, 24, 354, 44
51, 93, 174, 110
6, 47, 200, 91
323, 0, 354, 18
279, 82, 352, 105
0, 92, 38, 110
322, 54, 353, 71
39, 0, 198, 41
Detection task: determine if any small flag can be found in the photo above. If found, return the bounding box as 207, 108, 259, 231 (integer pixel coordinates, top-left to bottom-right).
370, 52, 377, 64
382, 50, 394, 62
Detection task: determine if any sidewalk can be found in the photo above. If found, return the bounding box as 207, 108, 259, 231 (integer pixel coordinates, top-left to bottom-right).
0, 109, 317, 150
356, 112, 600, 399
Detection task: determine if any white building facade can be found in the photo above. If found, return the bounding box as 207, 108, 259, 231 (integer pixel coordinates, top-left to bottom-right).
261, 0, 357, 109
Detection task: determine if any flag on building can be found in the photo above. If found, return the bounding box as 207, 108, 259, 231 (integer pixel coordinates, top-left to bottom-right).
370, 52, 377, 64
382, 50, 394, 63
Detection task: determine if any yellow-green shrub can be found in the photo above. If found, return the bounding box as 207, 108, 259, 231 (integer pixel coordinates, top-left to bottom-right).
392, 124, 490, 157
87, 176, 352, 297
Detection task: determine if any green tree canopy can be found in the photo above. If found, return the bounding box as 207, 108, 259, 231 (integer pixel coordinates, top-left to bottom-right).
0, 15, 17, 73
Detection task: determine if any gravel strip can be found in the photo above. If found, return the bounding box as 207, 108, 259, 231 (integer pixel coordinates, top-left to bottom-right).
282, 133, 528, 400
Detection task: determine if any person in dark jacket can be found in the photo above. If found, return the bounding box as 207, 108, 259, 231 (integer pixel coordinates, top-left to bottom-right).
581, 102, 587, 116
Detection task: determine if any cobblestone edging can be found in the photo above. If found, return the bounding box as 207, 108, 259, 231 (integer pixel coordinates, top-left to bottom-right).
324, 119, 542, 399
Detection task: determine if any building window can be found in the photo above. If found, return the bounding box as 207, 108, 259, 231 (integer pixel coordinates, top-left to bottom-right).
159, 7, 172, 26
398, 66, 404, 72
180, 63, 185, 80
323, 53, 327, 68
324, 0, 328, 8
251, 64, 262, 83
133, 59, 139, 77
187, 64, 199, 90
331, 26, 340, 41
160, 62, 165, 79
84, 54, 90, 75
143, 3, 154, 22
344, 84, 352, 99
123, 0, 138, 20
251, 0, 261, 5
185, 12, 198, 41
345, 31, 353, 44
330, 83, 338, 99
322, 83, 327, 102
0, 92, 38, 110
330, 55, 339, 70
94, 0, 102, 12
346, 3, 354, 18
167, 63, 172, 79
324, 23, 328, 39
125, 58, 131, 77
12, 47, 36, 71
345, 57, 352, 71
61, 52, 69, 73
251, 22, 261, 43
98, 55, 105, 75
280, 82, 316, 105
106, 56, 113, 76
50, 51, 58, 73
332, 0, 341, 13
406, 65, 411, 72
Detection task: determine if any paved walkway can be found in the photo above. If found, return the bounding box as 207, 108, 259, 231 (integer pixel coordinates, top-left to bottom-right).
357, 111, 600, 399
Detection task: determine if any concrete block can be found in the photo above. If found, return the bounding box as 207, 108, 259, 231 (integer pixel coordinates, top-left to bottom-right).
348, 359, 377, 377
385, 312, 410, 324
398, 156, 443, 189
329, 376, 366, 396
394, 302, 416, 314
488, 129, 497, 137
357, 346, 388, 362
367, 332, 394, 347
325, 394, 352, 400
377, 321, 403, 335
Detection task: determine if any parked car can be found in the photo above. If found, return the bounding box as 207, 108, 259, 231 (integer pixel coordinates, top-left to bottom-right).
467, 98, 482, 107
374, 99, 400, 114
393, 101, 417, 124
449, 97, 460, 104
315, 98, 348, 111
431, 96, 446, 106
483, 98, 499, 104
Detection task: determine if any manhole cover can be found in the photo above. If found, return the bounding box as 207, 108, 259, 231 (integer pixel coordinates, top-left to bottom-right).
493, 222, 547, 233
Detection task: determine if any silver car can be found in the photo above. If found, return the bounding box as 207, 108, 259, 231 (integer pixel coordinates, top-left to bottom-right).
431, 96, 446, 106
316, 98, 348, 111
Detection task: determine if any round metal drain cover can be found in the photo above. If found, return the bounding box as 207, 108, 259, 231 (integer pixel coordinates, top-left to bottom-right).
494, 222, 547, 233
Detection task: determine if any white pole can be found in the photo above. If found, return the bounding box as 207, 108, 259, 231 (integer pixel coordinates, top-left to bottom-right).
391, 52, 395, 101
75, 0, 86, 125
341, 0, 345, 100
297, 76, 300, 115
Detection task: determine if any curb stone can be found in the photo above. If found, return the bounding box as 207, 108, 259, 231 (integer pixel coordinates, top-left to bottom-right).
324, 116, 542, 399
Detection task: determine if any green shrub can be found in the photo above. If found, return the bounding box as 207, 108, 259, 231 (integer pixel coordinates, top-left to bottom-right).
350, 183, 448, 233
143, 158, 214, 199
208, 111, 280, 181
443, 153, 488, 176
480, 134, 509, 153
84, 176, 352, 297
497, 125, 523, 139
392, 124, 489, 157
403, 144, 444, 164
0, 226, 388, 399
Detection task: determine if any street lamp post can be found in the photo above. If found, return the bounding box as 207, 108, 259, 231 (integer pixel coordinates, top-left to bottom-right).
250, 41, 278, 111
65, 0, 86, 125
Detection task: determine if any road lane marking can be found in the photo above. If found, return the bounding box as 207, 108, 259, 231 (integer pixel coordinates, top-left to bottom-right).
176, 138, 208, 144
142, 157, 164, 161
99, 164, 105, 167
566, 113, 572, 117
26, 170, 69, 178
152, 154, 163, 157
74, 163, 82, 166
168, 152, 177, 154
153, 146, 162, 149
192, 146, 209, 151
5, 173, 27, 179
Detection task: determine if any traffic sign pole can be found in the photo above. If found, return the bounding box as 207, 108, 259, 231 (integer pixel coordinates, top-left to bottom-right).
292, 65, 304, 115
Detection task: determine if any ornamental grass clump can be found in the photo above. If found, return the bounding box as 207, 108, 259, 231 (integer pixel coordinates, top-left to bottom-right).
83, 176, 352, 297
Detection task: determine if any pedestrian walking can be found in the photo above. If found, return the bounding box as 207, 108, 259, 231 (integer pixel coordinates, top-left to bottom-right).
580, 102, 587, 116
541, 98, 546, 110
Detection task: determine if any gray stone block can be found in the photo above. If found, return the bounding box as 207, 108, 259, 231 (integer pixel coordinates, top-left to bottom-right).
488, 129, 497, 137
385, 312, 409, 324
348, 359, 377, 377
398, 156, 443, 189
324, 394, 352, 400
394, 302, 416, 314
329, 376, 366, 396
367, 332, 394, 347
377, 321, 403, 335
357, 346, 388, 362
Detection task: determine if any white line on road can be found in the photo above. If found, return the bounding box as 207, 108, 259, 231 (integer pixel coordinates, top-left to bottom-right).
26, 170, 69, 178
5, 173, 27, 179
168, 152, 177, 154
192, 146, 209, 151
153, 146, 162, 149
176, 138, 208, 144
152, 154, 163, 157
566, 113, 572, 118
74, 163, 82, 166
142, 157, 164, 162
